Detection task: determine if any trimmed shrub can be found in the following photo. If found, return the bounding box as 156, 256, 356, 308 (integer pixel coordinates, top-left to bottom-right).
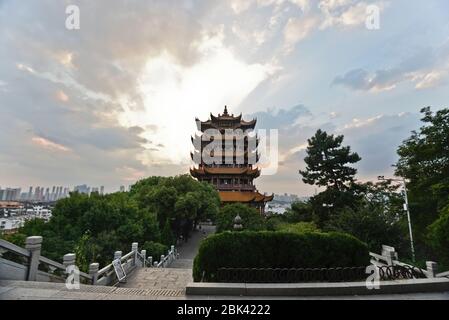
276, 222, 320, 233
193, 231, 369, 282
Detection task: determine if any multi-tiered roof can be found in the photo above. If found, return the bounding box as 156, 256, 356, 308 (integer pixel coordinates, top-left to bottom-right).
190, 106, 273, 213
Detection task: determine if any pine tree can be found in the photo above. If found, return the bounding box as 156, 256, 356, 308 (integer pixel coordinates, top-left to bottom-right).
300, 129, 361, 192
299, 130, 362, 225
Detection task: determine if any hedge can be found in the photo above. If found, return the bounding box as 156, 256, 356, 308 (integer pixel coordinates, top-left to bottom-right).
193, 231, 369, 282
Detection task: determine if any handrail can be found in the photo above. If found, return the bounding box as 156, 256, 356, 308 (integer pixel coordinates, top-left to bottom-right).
79, 270, 92, 280
369, 252, 384, 261
0, 239, 31, 258
121, 251, 134, 262
98, 250, 135, 277
156, 247, 177, 268
39, 256, 65, 270
436, 270, 449, 278
98, 263, 114, 277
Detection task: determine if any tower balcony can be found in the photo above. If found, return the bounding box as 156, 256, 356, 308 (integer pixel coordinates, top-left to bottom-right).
216, 184, 256, 191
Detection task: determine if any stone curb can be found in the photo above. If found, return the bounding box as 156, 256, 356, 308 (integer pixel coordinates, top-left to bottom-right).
186, 278, 449, 296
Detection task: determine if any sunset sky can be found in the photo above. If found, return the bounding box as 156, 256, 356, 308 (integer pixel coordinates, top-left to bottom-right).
1, 0, 449, 195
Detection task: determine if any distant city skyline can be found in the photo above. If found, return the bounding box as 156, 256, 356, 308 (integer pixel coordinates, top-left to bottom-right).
0, 184, 130, 202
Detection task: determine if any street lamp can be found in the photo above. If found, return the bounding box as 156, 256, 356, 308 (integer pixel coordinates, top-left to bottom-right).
378, 175, 415, 262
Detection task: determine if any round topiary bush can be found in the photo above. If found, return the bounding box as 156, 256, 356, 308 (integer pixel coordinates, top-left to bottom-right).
193, 231, 369, 282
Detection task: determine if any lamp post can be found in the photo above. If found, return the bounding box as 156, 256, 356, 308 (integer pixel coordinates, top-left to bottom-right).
378, 175, 415, 262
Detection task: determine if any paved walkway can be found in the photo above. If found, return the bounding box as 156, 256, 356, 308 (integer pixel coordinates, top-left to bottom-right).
1, 280, 449, 300
118, 224, 215, 292
170, 225, 215, 269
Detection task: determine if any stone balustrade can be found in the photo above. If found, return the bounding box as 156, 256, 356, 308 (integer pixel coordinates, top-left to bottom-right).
369, 244, 444, 279
0, 236, 177, 287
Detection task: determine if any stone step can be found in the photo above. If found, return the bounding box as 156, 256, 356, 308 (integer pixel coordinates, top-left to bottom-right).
170, 259, 193, 269
120, 267, 193, 290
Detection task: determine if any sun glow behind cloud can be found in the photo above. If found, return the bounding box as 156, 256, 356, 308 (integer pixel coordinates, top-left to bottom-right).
118, 32, 276, 165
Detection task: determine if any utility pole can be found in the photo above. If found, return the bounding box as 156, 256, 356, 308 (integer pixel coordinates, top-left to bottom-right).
378, 176, 415, 262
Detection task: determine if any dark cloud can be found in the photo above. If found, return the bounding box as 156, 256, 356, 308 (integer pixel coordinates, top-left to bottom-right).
333, 44, 448, 91
341, 113, 421, 177
0, 0, 219, 188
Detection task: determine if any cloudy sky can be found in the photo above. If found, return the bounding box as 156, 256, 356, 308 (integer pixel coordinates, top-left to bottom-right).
1, 0, 448, 195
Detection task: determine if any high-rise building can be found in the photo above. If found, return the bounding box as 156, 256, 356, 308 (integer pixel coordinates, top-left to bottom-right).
100, 186, 104, 195
74, 184, 89, 194
119, 186, 125, 192
190, 106, 273, 213
28, 187, 33, 201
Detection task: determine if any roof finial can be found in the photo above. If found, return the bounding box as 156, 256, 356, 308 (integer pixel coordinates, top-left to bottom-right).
223, 105, 229, 116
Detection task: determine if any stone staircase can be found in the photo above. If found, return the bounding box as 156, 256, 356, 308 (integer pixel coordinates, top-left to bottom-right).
170, 259, 194, 269
120, 267, 192, 291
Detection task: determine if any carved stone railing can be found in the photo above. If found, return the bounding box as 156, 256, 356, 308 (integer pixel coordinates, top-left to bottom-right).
1, 236, 177, 286
369, 244, 447, 279
0, 236, 91, 284
153, 245, 177, 268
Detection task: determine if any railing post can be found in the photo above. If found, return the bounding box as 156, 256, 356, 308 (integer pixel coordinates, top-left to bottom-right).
25, 236, 42, 281
114, 251, 122, 261
381, 245, 397, 266
160, 255, 165, 267
141, 250, 146, 267
148, 256, 153, 267
89, 263, 99, 285
153, 261, 158, 267
169, 245, 173, 263
132, 242, 138, 266
426, 261, 438, 278
63, 253, 76, 269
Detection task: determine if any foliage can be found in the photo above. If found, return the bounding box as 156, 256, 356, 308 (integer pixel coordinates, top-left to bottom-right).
325, 206, 405, 253
427, 205, 449, 267
4, 175, 219, 271
284, 201, 313, 223
395, 107, 449, 257
299, 129, 362, 225
276, 222, 320, 234
193, 231, 369, 282
161, 221, 176, 246
142, 241, 168, 262
130, 175, 220, 236
215, 203, 266, 233
299, 129, 361, 191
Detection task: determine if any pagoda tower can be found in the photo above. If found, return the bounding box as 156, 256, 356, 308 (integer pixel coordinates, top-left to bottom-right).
190, 106, 273, 213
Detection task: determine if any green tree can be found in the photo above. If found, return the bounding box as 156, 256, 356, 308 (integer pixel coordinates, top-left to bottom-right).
216, 203, 266, 233
325, 206, 405, 252
299, 130, 362, 225
284, 201, 313, 223
142, 241, 168, 262
299, 129, 361, 192
427, 205, 449, 268
395, 107, 449, 257
161, 220, 176, 246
